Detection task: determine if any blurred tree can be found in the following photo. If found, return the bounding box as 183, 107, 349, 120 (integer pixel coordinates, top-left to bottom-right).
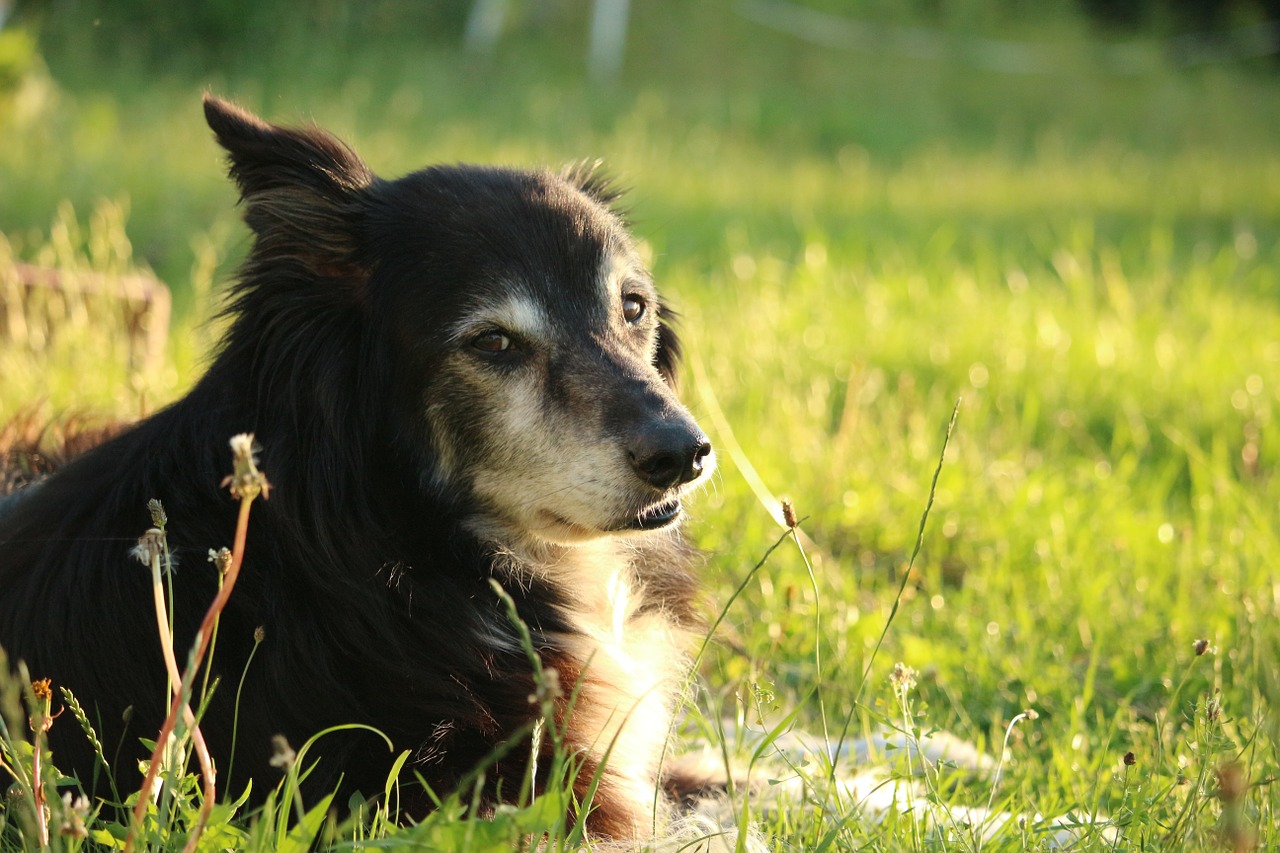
12, 0, 473, 58
0, 21, 37, 91
1078, 0, 1277, 32
1077, 0, 1280, 62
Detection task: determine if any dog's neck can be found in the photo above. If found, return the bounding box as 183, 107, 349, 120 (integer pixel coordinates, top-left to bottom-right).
483, 529, 693, 836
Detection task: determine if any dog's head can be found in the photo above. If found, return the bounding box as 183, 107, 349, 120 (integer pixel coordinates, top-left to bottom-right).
204, 96, 714, 547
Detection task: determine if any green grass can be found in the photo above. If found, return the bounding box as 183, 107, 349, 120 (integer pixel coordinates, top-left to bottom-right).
2, 1, 1279, 849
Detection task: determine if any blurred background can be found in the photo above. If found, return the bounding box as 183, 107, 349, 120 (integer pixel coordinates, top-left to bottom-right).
1, 4, 1279, 844
2, 0, 1277, 305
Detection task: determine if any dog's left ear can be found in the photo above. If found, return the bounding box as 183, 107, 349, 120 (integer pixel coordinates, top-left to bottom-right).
655, 308, 682, 388
203, 95, 373, 280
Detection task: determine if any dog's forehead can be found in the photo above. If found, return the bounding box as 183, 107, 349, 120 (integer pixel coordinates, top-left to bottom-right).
394, 165, 633, 271
374, 164, 651, 332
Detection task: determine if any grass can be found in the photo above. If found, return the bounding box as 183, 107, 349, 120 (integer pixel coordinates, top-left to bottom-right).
2, 1, 1279, 849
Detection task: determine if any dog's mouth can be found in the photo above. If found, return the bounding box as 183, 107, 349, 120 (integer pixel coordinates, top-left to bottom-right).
625, 496, 683, 531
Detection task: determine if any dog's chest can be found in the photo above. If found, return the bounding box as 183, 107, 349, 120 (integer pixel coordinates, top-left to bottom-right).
549, 546, 688, 790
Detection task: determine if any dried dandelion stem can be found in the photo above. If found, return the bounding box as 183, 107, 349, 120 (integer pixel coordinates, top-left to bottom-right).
139, 524, 220, 853
126, 435, 268, 853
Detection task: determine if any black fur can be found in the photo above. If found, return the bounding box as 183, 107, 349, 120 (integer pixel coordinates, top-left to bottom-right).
0, 97, 704, 837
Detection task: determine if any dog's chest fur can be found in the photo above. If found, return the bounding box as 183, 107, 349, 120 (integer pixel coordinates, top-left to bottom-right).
505, 539, 693, 832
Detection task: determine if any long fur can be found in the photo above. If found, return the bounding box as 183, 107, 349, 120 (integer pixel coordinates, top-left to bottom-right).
0, 96, 715, 843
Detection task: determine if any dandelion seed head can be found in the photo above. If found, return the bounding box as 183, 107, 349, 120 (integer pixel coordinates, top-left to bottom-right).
229, 433, 257, 460
132, 528, 165, 566
223, 432, 271, 500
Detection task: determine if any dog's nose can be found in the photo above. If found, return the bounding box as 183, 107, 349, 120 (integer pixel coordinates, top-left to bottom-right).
630, 428, 712, 490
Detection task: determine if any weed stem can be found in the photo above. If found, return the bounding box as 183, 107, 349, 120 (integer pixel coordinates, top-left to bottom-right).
125, 435, 267, 853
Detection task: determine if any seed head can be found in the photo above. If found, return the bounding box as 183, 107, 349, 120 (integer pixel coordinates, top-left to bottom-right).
208, 548, 232, 576
31, 678, 52, 701
268, 734, 296, 770
133, 528, 166, 566
889, 662, 918, 694
222, 433, 271, 500
58, 793, 90, 840
1204, 691, 1222, 723
782, 499, 798, 529
147, 498, 168, 529
529, 666, 562, 706
254, 625, 266, 644
1193, 638, 1209, 656
1123, 751, 1136, 766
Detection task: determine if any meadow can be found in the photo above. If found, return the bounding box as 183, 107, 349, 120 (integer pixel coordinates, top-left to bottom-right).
1, 1, 1278, 849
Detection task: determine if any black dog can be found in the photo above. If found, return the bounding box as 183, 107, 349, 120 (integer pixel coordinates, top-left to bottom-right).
0, 97, 715, 842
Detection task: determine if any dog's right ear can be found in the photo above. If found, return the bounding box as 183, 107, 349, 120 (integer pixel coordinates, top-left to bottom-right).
203, 95, 373, 278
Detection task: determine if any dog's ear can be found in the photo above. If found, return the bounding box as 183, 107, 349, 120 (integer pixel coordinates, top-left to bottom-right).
203, 95, 373, 279
655, 307, 682, 388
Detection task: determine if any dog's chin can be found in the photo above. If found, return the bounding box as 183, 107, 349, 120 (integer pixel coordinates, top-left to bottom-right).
619, 496, 683, 532
521, 497, 683, 546
529, 510, 602, 546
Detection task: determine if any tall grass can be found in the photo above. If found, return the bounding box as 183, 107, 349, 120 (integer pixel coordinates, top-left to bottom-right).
2, 2, 1279, 848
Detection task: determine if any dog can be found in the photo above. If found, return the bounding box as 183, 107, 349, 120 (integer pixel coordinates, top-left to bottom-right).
0, 96, 718, 844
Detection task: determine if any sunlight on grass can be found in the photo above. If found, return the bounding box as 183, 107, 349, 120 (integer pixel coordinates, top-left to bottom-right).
2, 4, 1278, 848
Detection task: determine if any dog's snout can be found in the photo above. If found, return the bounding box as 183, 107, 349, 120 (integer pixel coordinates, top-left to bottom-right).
629, 426, 712, 490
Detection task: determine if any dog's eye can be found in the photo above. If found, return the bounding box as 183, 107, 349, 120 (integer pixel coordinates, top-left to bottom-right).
471, 331, 512, 353
622, 295, 646, 324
